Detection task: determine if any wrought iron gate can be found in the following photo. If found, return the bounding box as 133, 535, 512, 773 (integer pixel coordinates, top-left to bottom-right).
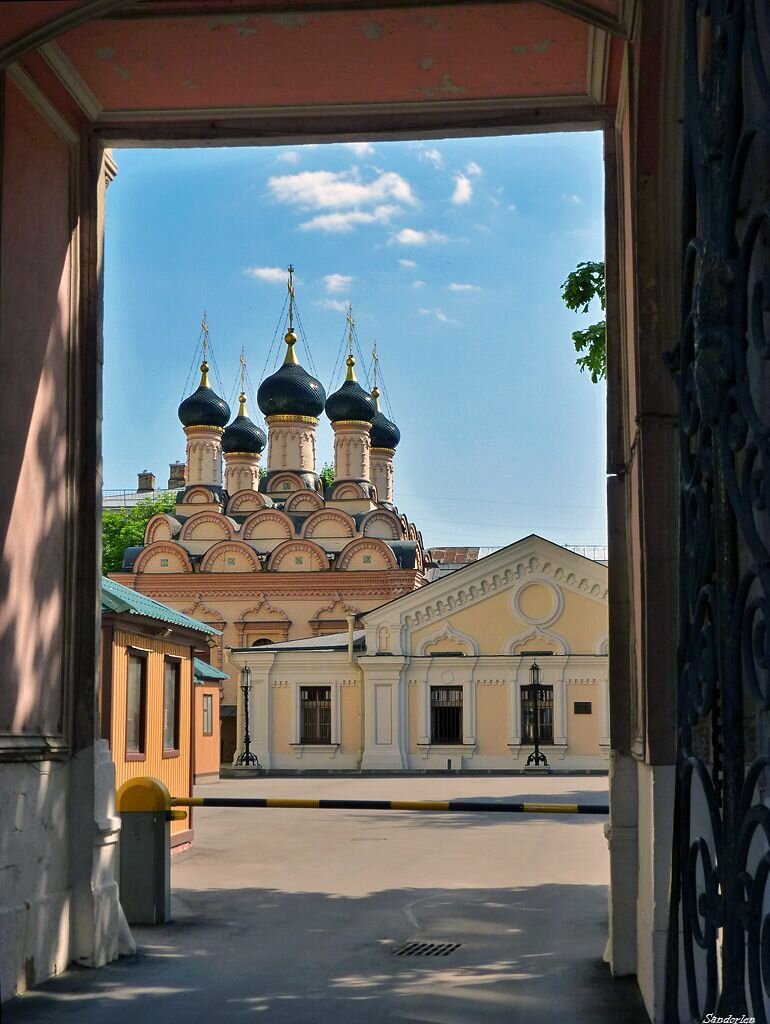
667, 2, 770, 1019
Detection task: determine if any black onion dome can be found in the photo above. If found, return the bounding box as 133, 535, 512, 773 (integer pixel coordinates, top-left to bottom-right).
222, 402, 266, 455
178, 364, 230, 428
325, 380, 376, 424
258, 363, 326, 417
370, 410, 401, 449
257, 331, 325, 418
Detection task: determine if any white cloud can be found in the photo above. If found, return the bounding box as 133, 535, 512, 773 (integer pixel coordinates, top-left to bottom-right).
465, 161, 482, 176
278, 150, 300, 164
399, 258, 417, 268
268, 169, 415, 210
299, 205, 399, 233
244, 266, 287, 283
420, 148, 443, 168
316, 298, 349, 313
448, 282, 480, 292
393, 227, 448, 245
413, 280, 426, 289
419, 307, 458, 325
324, 273, 353, 293
451, 174, 473, 205
508, 203, 518, 212
345, 142, 375, 157
563, 193, 582, 204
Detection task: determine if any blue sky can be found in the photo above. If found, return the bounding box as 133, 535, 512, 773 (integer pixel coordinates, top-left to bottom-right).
103, 131, 607, 549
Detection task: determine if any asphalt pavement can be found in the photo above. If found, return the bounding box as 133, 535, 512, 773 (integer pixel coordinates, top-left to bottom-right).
4, 775, 649, 1023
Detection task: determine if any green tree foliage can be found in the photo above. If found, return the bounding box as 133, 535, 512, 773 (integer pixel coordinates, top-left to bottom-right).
319, 462, 335, 489
561, 260, 606, 383
102, 493, 176, 575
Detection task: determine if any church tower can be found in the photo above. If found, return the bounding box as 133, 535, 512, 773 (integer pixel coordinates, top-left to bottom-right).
257, 267, 326, 495
222, 351, 266, 494
176, 314, 230, 506
369, 345, 400, 507
325, 306, 376, 491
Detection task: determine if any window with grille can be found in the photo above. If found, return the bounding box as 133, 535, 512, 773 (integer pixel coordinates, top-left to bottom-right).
430, 686, 463, 744
300, 686, 332, 744
126, 652, 147, 758
202, 693, 213, 735
521, 685, 554, 743
163, 658, 180, 754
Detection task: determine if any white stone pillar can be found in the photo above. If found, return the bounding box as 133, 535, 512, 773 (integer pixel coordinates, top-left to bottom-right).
265, 415, 318, 474
359, 656, 408, 769
370, 447, 394, 503
184, 425, 224, 486
224, 452, 260, 493
332, 420, 371, 483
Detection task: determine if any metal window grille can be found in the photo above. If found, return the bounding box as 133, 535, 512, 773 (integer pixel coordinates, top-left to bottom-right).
202, 693, 213, 736
521, 685, 554, 743
430, 686, 463, 743
301, 686, 331, 744
163, 659, 180, 752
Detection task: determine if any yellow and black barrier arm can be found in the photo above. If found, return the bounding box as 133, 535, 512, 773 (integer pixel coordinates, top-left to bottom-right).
171, 795, 609, 815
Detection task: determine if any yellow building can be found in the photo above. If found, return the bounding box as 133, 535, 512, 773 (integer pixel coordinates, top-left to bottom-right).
229, 535, 609, 771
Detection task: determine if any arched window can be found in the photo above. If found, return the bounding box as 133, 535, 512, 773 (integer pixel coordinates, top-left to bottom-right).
251, 638, 272, 647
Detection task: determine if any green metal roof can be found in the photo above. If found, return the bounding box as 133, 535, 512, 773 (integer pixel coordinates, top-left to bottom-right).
101, 577, 221, 636
193, 657, 229, 682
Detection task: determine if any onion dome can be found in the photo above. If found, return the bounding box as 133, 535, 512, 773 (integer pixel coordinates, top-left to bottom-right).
257, 328, 326, 418
325, 354, 376, 424
370, 386, 401, 448
222, 394, 266, 454
178, 359, 231, 428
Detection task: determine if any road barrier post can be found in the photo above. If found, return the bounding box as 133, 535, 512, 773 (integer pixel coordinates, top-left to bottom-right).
116, 777, 180, 925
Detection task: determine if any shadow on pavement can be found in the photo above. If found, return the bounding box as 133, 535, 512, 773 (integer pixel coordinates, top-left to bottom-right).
5, 882, 648, 1024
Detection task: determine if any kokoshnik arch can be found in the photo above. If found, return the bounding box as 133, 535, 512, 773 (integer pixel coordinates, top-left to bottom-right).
3, 4, 760, 1024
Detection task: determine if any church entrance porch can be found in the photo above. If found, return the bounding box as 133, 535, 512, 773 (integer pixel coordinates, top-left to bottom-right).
4, 775, 647, 1024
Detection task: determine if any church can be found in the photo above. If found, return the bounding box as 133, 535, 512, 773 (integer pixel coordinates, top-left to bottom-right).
112, 275, 428, 759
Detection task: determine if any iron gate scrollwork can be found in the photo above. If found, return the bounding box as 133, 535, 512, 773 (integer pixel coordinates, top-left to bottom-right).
667, 1, 770, 1020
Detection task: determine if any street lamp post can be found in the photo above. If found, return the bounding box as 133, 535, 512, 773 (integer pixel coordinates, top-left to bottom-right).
525, 660, 549, 769
235, 666, 260, 767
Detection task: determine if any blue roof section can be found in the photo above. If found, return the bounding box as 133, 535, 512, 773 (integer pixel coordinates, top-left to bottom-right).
193, 658, 229, 682
101, 577, 221, 636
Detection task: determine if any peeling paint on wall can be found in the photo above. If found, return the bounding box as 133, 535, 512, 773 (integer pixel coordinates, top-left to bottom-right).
418, 73, 464, 98
512, 44, 529, 56
360, 21, 384, 40
534, 39, 553, 53
112, 65, 131, 81
272, 13, 307, 29
95, 47, 114, 60
417, 56, 434, 71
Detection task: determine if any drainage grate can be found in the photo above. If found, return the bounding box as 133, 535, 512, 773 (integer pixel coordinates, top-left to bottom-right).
392, 941, 462, 957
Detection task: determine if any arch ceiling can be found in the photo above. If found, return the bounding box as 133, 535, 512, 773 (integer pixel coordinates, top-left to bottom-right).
1, 1, 631, 135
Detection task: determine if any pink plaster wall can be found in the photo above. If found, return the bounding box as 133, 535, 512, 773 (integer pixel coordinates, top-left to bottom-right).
0, 78, 73, 736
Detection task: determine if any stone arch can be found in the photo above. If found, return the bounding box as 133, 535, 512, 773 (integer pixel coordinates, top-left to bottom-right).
329, 481, 369, 500
417, 622, 479, 657
226, 490, 272, 515
241, 509, 295, 542
336, 538, 398, 571
144, 513, 180, 544
283, 490, 324, 514
595, 633, 610, 656
199, 541, 262, 573
267, 471, 306, 494
360, 509, 401, 540
508, 626, 570, 656
302, 508, 356, 541
133, 541, 193, 574
182, 485, 217, 505
267, 539, 328, 572
180, 511, 235, 542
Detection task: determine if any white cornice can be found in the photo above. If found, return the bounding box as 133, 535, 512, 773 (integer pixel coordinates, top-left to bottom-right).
363, 535, 608, 630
